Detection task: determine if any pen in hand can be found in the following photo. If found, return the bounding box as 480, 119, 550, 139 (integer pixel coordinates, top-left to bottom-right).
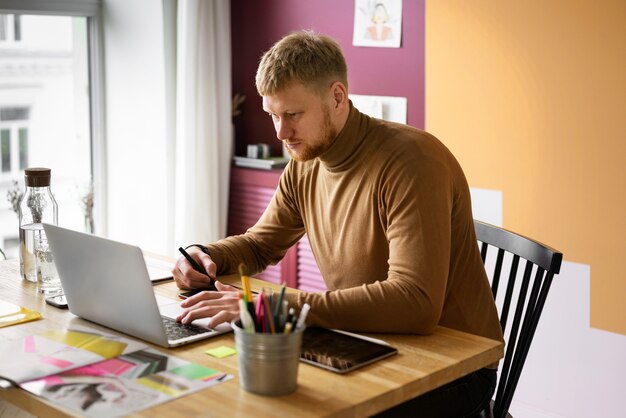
178, 247, 217, 291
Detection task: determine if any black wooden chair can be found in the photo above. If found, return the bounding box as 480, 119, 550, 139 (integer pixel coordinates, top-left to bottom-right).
474, 220, 563, 418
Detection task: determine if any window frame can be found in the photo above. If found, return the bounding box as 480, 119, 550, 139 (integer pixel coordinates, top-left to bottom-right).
0, 0, 107, 233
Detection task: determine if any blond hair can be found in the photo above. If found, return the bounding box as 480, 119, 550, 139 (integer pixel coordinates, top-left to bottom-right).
255, 30, 348, 96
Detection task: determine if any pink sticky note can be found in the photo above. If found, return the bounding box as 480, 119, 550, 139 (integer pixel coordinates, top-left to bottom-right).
40, 356, 73, 369
24, 335, 36, 353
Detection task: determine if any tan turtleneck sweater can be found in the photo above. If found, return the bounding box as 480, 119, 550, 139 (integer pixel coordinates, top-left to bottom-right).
207, 105, 503, 343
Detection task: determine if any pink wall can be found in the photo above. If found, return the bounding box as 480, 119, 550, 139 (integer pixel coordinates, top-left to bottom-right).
231, 0, 425, 157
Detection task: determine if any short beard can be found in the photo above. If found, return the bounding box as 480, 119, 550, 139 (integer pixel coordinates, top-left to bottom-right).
289, 104, 337, 162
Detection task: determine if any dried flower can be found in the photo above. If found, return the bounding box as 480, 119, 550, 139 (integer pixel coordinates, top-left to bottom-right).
232, 93, 246, 118
78, 181, 95, 233
6, 180, 23, 218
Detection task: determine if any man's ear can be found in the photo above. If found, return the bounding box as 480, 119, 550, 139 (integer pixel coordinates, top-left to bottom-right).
330, 81, 348, 110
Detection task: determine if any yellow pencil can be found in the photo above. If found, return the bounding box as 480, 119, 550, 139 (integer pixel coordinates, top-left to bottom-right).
238, 263, 253, 302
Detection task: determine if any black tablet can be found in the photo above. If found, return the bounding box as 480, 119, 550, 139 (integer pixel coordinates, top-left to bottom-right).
300, 327, 398, 374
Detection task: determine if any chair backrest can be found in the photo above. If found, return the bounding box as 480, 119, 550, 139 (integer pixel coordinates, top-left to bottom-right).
474, 220, 563, 418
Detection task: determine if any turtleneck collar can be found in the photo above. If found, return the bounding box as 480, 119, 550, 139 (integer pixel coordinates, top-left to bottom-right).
318, 101, 371, 172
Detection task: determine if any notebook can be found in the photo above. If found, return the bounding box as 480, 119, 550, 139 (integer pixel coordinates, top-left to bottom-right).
43, 224, 231, 347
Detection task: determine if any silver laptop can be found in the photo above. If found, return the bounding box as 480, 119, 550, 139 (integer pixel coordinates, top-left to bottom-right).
43, 223, 231, 347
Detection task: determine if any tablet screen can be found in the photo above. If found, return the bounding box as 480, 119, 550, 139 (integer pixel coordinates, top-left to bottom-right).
300, 327, 398, 373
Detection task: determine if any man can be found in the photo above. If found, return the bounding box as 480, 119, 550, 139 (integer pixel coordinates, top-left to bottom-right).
172, 30, 503, 417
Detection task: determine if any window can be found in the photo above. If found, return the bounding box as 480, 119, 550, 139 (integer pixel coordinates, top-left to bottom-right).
0, 107, 30, 174
0, 128, 10, 172
0, 14, 21, 42
0, 1, 105, 256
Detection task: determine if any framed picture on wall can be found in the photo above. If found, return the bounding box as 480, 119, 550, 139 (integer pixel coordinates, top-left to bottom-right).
353, 0, 403, 48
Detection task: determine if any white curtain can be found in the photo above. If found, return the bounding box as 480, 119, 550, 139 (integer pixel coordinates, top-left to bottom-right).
167, 0, 232, 249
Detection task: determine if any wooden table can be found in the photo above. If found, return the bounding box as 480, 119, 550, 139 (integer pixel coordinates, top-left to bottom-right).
0, 259, 503, 417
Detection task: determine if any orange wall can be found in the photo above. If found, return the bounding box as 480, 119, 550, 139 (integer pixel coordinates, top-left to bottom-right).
425, 1, 626, 335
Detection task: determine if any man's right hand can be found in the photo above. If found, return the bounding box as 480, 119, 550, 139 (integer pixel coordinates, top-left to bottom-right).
172, 246, 217, 290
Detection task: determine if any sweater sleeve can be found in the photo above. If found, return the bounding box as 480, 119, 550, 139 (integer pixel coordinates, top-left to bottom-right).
205, 165, 305, 276
285, 150, 458, 335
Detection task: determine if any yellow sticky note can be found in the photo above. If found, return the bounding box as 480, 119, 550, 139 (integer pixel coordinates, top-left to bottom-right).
205, 346, 237, 358
0, 300, 42, 328
41, 329, 128, 358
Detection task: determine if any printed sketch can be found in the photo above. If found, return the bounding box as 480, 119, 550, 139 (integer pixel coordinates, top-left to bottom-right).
21, 348, 232, 418
353, 0, 403, 48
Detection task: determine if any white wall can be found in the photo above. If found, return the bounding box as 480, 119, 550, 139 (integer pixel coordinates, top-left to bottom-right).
102, 0, 169, 253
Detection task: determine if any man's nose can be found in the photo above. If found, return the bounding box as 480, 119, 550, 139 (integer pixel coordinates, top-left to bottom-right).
275, 119, 293, 141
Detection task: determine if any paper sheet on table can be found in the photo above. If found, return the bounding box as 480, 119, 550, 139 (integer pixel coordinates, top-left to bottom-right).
144, 256, 174, 283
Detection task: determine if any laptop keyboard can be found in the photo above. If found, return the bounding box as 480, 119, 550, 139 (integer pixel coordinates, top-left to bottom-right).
161, 315, 214, 340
